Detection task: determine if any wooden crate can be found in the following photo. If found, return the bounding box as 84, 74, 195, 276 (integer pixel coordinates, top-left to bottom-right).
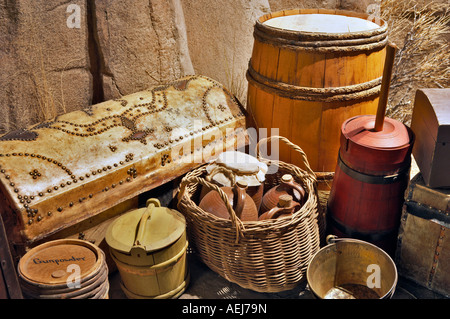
395, 173, 450, 297
410, 88, 450, 188
0, 75, 247, 260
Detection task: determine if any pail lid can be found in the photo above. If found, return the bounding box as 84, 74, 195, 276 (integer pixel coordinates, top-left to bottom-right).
342, 115, 410, 149
105, 198, 186, 254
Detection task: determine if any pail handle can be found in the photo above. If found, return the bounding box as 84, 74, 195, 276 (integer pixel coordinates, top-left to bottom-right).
326, 234, 368, 245
134, 198, 161, 248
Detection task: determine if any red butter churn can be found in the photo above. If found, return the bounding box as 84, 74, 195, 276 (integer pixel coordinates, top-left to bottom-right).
327, 44, 415, 256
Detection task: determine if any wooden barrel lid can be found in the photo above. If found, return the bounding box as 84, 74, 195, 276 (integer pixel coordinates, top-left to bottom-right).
263, 13, 380, 33
18, 239, 104, 287
342, 115, 410, 149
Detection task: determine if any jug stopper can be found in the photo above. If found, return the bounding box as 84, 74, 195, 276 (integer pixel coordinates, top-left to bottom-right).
278, 194, 293, 207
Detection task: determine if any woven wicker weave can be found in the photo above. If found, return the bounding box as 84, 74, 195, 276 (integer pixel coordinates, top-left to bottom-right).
177, 136, 322, 293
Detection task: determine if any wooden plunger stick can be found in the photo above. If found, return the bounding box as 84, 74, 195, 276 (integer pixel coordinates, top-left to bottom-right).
374, 43, 398, 131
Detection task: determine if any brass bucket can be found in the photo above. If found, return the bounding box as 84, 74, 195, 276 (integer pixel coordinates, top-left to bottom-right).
306, 236, 397, 299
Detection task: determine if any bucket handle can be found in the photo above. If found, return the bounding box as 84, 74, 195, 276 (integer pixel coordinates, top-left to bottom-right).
134, 198, 161, 248
326, 234, 365, 245
326, 234, 339, 245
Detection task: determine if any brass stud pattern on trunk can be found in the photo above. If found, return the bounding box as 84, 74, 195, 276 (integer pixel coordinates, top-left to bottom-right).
0, 76, 245, 228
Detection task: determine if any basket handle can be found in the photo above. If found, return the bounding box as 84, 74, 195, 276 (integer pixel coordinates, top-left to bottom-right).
206, 166, 247, 219
233, 181, 247, 221
255, 135, 316, 180
177, 175, 245, 243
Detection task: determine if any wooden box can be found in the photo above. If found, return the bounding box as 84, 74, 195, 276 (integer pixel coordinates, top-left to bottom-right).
410, 88, 450, 188
395, 173, 450, 297
0, 76, 247, 256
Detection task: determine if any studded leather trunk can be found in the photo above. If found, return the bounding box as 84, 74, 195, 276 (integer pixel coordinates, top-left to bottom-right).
395, 173, 450, 297
0, 75, 247, 247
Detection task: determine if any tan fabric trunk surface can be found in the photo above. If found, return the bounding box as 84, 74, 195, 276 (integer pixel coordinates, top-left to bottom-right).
0, 75, 247, 245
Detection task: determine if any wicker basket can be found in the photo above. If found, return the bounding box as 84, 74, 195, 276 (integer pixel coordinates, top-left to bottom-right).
177, 136, 321, 293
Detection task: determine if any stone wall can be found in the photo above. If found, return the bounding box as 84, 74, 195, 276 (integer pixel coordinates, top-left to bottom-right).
0, 0, 375, 134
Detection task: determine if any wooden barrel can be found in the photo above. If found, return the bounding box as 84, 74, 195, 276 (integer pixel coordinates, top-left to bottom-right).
246, 9, 388, 174
327, 115, 414, 256
17, 239, 109, 299
105, 198, 189, 299
111, 240, 189, 299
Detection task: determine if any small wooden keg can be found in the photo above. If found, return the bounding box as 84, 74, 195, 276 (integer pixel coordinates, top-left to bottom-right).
17, 239, 109, 299
105, 198, 189, 299
246, 9, 388, 174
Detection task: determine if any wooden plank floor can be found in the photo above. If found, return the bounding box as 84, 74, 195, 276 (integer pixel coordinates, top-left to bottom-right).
107, 251, 448, 299
107, 157, 447, 299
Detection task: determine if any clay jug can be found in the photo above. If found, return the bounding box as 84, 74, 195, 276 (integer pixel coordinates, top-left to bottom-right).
258, 195, 300, 220
199, 151, 267, 210
260, 174, 305, 215
199, 180, 258, 222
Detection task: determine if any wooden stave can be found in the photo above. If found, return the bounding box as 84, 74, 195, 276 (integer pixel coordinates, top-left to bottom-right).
21, 262, 109, 299
20, 260, 108, 297
246, 9, 387, 173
